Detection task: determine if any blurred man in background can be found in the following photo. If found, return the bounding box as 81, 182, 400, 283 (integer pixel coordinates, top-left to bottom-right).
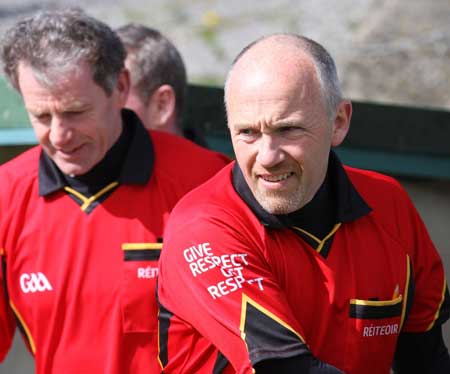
117, 23, 207, 147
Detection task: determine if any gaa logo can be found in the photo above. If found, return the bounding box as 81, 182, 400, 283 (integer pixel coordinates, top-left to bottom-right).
20, 272, 53, 294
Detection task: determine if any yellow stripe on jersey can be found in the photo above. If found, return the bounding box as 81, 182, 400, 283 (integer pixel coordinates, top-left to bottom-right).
9, 300, 36, 354
122, 243, 163, 250
400, 255, 411, 330
350, 295, 403, 307
427, 274, 447, 331
240, 293, 306, 344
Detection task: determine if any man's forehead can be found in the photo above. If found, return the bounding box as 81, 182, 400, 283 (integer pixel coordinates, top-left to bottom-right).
227, 60, 316, 104
227, 45, 314, 92
17, 61, 96, 110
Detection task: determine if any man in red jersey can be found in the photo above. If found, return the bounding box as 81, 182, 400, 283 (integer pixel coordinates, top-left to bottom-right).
157, 33, 450, 373
0, 8, 228, 373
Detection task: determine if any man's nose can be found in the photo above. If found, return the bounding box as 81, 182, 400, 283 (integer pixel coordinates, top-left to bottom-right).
255, 134, 284, 168
49, 116, 73, 147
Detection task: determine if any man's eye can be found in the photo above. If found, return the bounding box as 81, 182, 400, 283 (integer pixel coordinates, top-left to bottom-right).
65, 110, 84, 117
33, 113, 50, 121
279, 126, 298, 132
279, 126, 304, 136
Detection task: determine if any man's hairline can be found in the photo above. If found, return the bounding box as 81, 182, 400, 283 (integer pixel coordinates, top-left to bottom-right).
16, 57, 116, 98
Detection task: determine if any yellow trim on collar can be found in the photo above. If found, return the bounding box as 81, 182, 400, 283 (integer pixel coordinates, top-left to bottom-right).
64, 181, 119, 211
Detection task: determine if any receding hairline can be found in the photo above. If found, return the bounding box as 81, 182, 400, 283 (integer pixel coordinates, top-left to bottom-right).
231, 33, 318, 70
225, 34, 318, 98
224, 33, 343, 120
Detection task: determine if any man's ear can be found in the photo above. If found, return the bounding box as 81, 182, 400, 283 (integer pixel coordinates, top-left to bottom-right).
148, 85, 176, 129
115, 68, 130, 107
331, 100, 352, 147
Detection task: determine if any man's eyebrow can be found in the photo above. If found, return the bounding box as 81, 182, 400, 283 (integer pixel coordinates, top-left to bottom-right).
62, 101, 89, 110
232, 122, 257, 129
272, 119, 303, 126
28, 101, 89, 115
27, 106, 48, 116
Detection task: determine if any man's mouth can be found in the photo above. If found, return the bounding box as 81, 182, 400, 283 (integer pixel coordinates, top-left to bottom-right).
259, 172, 294, 182
57, 144, 84, 156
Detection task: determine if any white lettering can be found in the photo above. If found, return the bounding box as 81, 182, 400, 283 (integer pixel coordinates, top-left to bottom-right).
137, 266, 158, 279
221, 255, 232, 268
20, 272, 53, 293
221, 266, 244, 278
197, 258, 210, 273
247, 277, 264, 290
207, 285, 221, 299
189, 262, 201, 277
207, 276, 246, 299
183, 242, 213, 263
211, 256, 222, 266
362, 323, 399, 337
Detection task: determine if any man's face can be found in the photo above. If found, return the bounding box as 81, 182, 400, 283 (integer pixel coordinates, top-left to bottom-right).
18, 62, 127, 176
227, 54, 341, 214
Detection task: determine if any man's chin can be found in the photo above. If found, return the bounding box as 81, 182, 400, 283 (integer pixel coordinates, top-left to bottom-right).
255, 193, 303, 215
55, 162, 89, 177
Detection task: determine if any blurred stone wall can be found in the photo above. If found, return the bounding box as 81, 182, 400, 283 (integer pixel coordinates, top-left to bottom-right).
0, 0, 449, 109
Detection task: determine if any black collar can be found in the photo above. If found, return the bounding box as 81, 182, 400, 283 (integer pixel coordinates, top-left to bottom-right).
39, 109, 153, 196
232, 150, 371, 230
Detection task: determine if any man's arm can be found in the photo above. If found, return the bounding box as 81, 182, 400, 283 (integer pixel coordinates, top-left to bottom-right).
392, 324, 450, 374
390, 184, 450, 372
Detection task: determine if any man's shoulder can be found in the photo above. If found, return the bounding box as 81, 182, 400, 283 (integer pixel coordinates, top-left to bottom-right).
150, 130, 230, 164
343, 165, 417, 230
168, 163, 249, 224
0, 146, 40, 204
0, 146, 40, 181
171, 163, 233, 209
150, 130, 230, 187
344, 165, 406, 199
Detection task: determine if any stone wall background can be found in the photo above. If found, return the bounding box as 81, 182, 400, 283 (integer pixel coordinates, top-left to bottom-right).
0, 0, 449, 109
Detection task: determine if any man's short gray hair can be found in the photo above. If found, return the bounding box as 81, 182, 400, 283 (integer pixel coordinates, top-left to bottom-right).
1, 7, 126, 96
116, 23, 187, 124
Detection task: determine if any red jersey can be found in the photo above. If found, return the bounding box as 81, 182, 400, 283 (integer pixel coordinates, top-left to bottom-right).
157, 156, 449, 374
0, 112, 230, 373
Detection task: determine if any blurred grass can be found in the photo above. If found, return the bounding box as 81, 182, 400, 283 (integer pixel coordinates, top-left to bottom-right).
0, 77, 30, 129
